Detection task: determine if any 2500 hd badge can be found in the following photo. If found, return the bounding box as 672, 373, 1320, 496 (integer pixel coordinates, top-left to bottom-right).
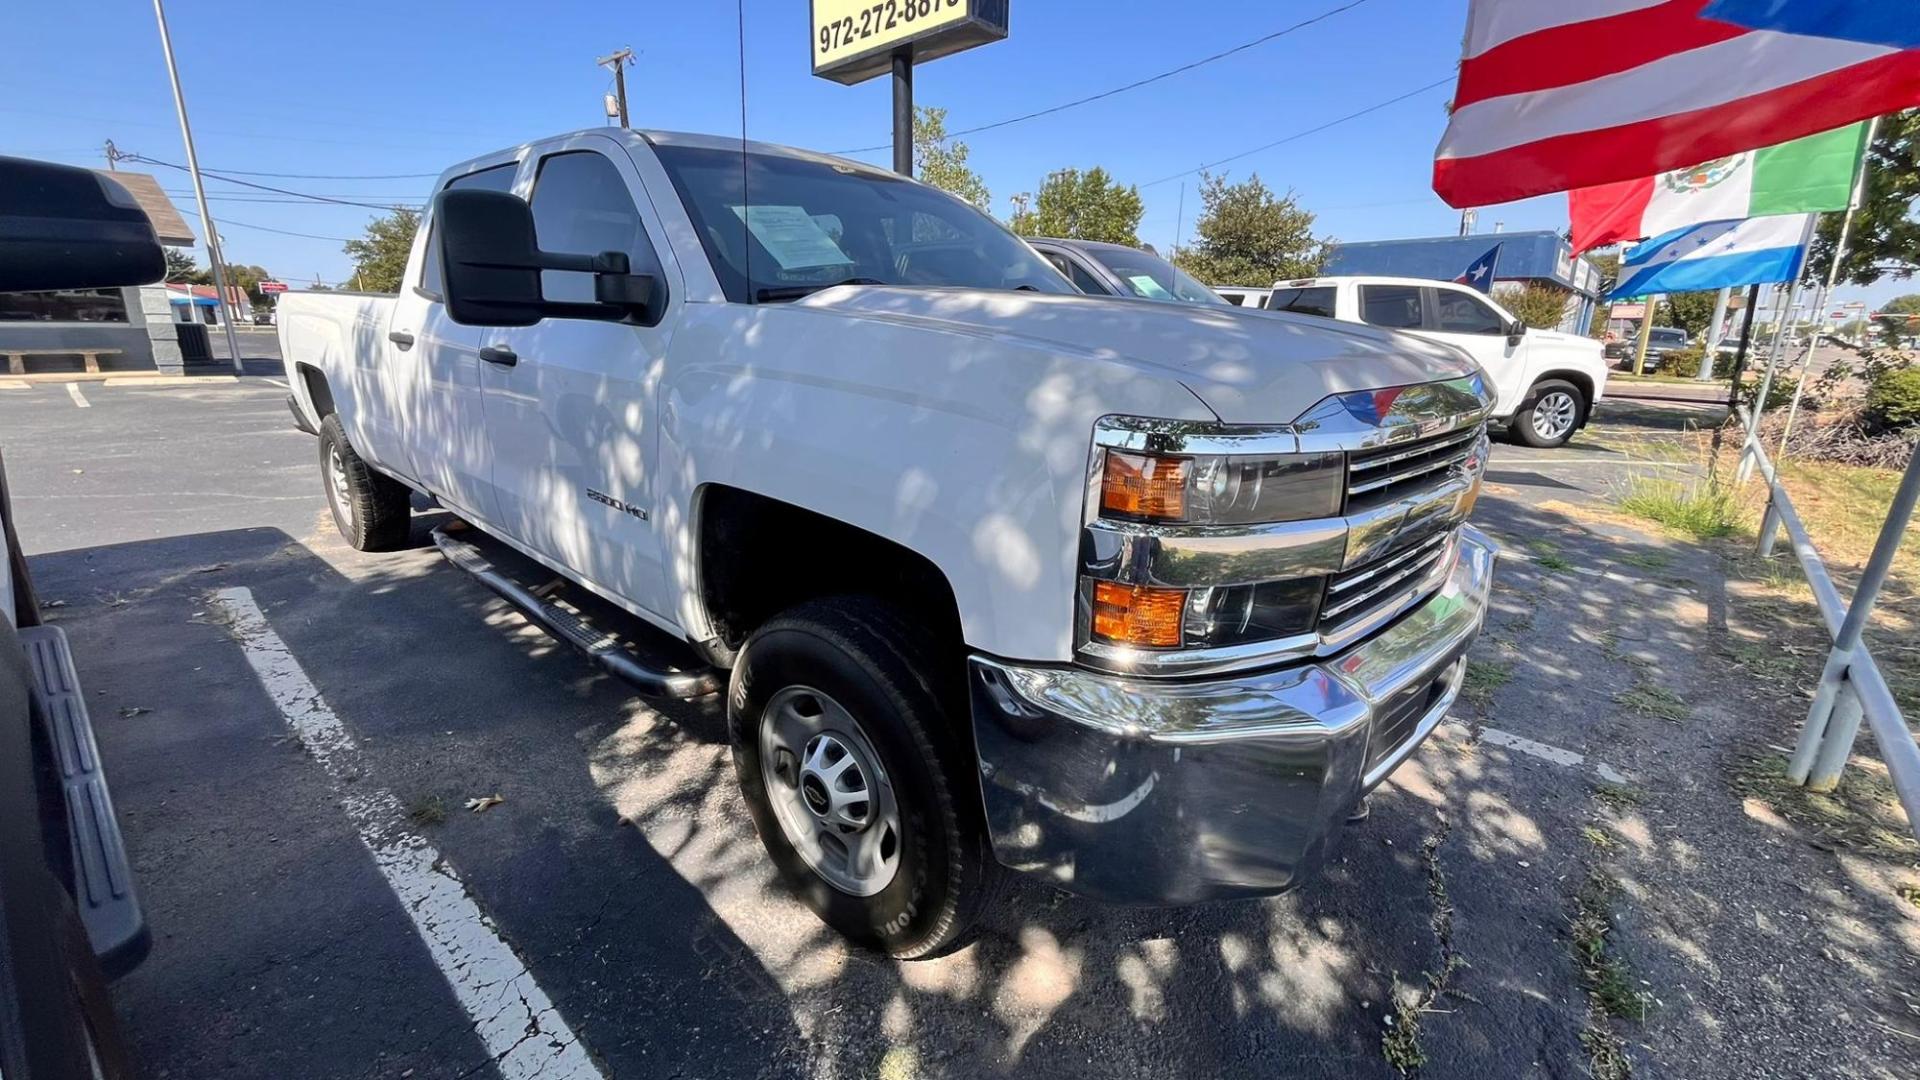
587, 489, 647, 521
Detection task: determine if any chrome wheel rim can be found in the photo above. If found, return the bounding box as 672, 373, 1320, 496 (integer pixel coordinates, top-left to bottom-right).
326, 443, 352, 518
758, 685, 901, 897
1532, 391, 1577, 441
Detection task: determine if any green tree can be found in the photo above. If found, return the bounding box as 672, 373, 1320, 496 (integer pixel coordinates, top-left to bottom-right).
1170, 172, 1330, 286
1880, 293, 1920, 344
1807, 109, 1920, 285
913, 106, 989, 209
1584, 250, 1621, 336
1008, 167, 1143, 245
1659, 291, 1720, 340
1502, 284, 1572, 330
342, 209, 420, 293
163, 247, 198, 282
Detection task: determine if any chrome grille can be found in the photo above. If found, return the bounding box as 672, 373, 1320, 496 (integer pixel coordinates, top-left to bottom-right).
1320, 528, 1453, 632
1345, 424, 1481, 509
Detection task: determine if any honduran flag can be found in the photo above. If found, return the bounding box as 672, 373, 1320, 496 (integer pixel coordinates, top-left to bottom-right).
1568, 123, 1865, 255
1606, 213, 1813, 300
1433, 1, 1920, 208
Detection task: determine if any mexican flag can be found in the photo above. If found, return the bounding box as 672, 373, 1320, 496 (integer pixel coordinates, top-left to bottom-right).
1569, 123, 1865, 255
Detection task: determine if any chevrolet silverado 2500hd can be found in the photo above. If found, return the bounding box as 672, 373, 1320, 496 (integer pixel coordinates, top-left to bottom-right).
280, 129, 1497, 957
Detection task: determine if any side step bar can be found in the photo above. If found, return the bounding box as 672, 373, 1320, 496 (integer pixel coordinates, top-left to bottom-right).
431, 525, 723, 699
22, 624, 150, 977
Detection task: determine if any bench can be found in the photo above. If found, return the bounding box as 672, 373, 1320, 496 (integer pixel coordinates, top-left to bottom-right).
3, 348, 122, 375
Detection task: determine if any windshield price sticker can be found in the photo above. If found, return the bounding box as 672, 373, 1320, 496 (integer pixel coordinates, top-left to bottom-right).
730, 205, 852, 270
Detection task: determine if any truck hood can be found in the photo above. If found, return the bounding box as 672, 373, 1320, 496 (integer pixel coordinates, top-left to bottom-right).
788, 287, 1480, 424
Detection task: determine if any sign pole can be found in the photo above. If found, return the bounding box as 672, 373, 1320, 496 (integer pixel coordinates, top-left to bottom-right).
891, 49, 913, 177
1698, 286, 1730, 381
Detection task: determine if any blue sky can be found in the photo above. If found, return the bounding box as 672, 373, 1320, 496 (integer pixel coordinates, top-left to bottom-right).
9, 0, 1909, 310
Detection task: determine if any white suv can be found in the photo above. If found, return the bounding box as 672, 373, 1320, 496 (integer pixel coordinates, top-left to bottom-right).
1268, 275, 1609, 447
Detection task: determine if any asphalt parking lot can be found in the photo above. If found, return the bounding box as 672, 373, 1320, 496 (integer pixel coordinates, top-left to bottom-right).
4, 355, 1916, 1080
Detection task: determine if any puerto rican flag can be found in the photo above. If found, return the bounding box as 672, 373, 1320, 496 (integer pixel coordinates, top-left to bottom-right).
1433, 1, 1920, 208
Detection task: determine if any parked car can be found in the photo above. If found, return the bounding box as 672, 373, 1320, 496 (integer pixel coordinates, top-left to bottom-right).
1025, 237, 1228, 306
0, 156, 149, 1079
1212, 285, 1273, 308
279, 129, 1497, 957
1603, 326, 1689, 365
1264, 276, 1609, 448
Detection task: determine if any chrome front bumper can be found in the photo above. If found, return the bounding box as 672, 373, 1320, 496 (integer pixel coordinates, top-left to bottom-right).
968, 525, 1496, 905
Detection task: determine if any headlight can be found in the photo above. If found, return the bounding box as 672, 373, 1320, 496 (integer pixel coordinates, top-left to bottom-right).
1087, 578, 1322, 650
1100, 449, 1344, 525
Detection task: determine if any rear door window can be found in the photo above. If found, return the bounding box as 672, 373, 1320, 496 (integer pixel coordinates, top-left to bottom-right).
1268, 286, 1336, 318
1429, 287, 1507, 335
419, 163, 518, 297
1359, 284, 1424, 329
1042, 251, 1112, 295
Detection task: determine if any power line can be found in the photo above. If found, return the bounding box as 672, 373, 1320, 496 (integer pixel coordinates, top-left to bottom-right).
831, 0, 1374, 154
216, 218, 355, 243
1140, 76, 1453, 187
173, 166, 440, 180
127, 153, 415, 210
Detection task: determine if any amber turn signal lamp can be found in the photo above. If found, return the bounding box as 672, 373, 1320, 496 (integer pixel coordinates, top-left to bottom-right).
1090, 581, 1186, 647
1101, 451, 1188, 520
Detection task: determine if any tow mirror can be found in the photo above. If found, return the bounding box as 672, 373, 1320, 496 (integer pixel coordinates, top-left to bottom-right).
0, 157, 165, 292
435, 188, 660, 328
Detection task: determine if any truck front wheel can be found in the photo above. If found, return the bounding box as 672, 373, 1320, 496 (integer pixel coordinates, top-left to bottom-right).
729, 598, 998, 959
1510, 379, 1586, 448
318, 414, 412, 551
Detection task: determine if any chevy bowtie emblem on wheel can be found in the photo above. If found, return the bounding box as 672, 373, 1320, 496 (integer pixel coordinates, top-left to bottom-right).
587, 489, 647, 521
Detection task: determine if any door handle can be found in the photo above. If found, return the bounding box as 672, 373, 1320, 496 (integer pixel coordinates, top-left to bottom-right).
478, 345, 518, 367
388, 330, 416, 350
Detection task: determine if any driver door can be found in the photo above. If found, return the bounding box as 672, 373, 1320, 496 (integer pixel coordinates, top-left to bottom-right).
1412, 285, 1521, 385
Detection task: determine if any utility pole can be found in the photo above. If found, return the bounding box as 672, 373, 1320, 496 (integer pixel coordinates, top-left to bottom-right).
1631, 294, 1659, 376
597, 48, 633, 128
1458, 209, 1476, 237
152, 0, 244, 375
1172, 181, 1186, 258
103, 139, 120, 171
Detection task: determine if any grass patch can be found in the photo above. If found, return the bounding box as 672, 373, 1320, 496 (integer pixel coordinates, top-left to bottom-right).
1381, 826, 1465, 1076
1729, 752, 1918, 860
1461, 660, 1513, 709
1898, 884, 1920, 910
406, 794, 448, 828
1580, 1011, 1633, 1080
1720, 641, 1803, 684
1572, 871, 1653, 1022
1525, 539, 1576, 573
1616, 475, 1746, 542
1613, 684, 1692, 723
1617, 549, 1672, 571
1593, 782, 1644, 810
1582, 825, 1618, 852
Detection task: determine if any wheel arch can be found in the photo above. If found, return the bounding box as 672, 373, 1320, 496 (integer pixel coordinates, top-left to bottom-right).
1529, 370, 1595, 427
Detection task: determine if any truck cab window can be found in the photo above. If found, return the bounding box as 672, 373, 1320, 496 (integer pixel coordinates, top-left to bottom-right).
529, 151, 664, 305
419, 162, 517, 297
1359, 284, 1424, 330
1268, 286, 1336, 318
1431, 288, 1506, 335
1043, 251, 1111, 295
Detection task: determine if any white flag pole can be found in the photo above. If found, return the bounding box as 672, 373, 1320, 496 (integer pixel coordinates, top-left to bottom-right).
1777, 116, 1879, 458
1738, 213, 1820, 484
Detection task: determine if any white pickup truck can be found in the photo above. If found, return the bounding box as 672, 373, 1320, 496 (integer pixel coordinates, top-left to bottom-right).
279, 128, 1497, 957
1268, 276, 1610, 447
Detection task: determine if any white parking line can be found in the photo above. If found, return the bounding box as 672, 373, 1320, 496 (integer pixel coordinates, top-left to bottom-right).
212, 588, 605, 1080
65, 383, 90, 408
1458, 722, 1630, 784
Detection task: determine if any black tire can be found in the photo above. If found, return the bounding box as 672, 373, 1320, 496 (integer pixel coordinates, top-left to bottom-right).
1509, 378, 1586, 448
728, 597, 999, 959
318, 414, 411, 551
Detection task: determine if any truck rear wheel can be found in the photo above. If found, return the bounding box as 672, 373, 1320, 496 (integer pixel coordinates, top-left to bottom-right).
318, 414, 411, 551
728, 597, 998, 959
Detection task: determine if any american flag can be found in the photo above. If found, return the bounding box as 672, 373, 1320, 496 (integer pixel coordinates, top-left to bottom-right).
1433, 0, 1920, 208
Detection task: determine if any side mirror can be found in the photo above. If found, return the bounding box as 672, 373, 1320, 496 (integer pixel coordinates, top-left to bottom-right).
435, 188, 659, 327
0, 157, 165, 292
1506, 318, 1527, 344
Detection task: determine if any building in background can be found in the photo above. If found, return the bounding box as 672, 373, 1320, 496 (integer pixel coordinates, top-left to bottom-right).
164, 283, 252, 326
0, 171, 207, 374
1324, 230, 1606, 335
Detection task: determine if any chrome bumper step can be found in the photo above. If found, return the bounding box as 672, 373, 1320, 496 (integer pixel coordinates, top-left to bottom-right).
430, 525, 722, 699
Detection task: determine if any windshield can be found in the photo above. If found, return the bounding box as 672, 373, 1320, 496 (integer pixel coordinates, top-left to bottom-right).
652, 144, 1073, 303
1077, 245, 1226, 305
1652, 330, 1687, 346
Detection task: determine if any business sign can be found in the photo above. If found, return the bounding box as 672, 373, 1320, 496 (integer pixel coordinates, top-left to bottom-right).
1610, 302, 1646, 319
259, 280, 289, 294
811, 0, 1010, 85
